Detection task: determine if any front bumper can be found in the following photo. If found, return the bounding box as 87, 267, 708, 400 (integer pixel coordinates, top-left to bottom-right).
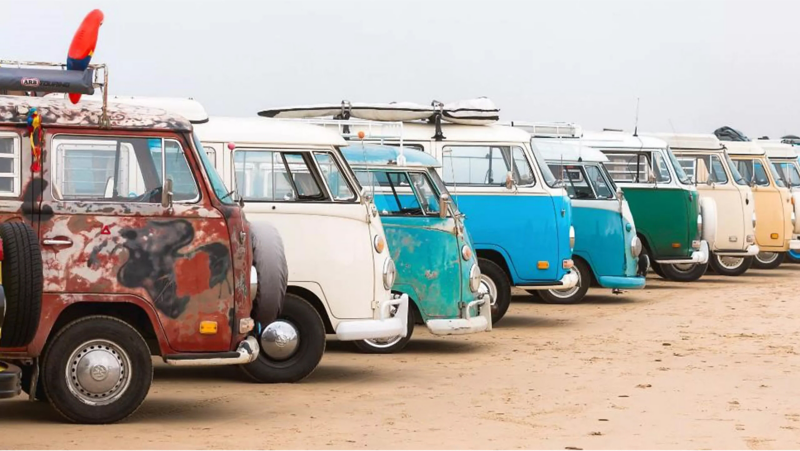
427, 293, 492, 336
716, 244, 759, 257
655, 240, 709, 265
335, 294, 410, 341
164, 336, 260, 366
0, 361, 21, 399
520, 270, 580, 291
790, 240, 800, 250
596, 275, 646, 290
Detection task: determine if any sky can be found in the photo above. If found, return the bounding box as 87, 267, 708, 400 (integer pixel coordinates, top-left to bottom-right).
2, 0, 799, 138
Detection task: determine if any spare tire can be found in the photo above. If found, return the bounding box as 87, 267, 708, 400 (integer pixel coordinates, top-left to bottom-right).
249, 220, 287, 327
0, 222, 43, 348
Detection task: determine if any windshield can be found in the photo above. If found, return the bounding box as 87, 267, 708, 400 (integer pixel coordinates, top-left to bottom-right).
725, 153, 747, 185
547, 163, 614, 200
666, 147, 692, 184
772, 160, 800, 188
192, 133, 235, 204
767, 159, 787, 188
529, 141, 560, 188
355, 169, 441, 216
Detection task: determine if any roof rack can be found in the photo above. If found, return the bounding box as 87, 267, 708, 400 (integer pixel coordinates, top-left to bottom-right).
284, 118, 407, 164
508, 121, 583, 138
0, 60, 109, 127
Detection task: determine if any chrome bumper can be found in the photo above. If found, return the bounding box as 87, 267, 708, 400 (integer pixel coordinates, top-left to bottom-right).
790, 240, 800, 250
656, 240, 709, 265
335, 294, 410, 341
715, 244, 759, 257
164, 336, 260, 366
427, 294, 492, 336
520, 271, 580, 291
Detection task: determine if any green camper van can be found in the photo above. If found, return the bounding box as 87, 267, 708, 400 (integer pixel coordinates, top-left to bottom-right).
582, 131, 711, 282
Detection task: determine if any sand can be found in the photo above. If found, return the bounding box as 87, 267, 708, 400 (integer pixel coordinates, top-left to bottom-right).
2, 266, 799, 449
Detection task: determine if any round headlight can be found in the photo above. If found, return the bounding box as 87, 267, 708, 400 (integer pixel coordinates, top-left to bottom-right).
569, 225, 575, 251
461, 245, 473, 261
631, 236, 642, 257
382, 258, 396, 290
374, 235, 386, 253
469, 263, 481, 292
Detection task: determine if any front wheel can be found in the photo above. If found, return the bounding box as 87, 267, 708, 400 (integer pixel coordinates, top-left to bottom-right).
478, 258, 511, 325
708, 253, 753, 276
752, 252, 785, 269
352, 305, 414, 354
537, 259, 590, 304
240, 293, 326, 384
786, 250, 800, 264
42, 316, 153, 424
658, 262, 708, 282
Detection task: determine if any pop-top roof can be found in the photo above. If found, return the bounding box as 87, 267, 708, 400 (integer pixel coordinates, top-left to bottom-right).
647, 133, 724, 152
580, 130, 668, 150
724, 141, 766, 156
341, 144, 440, 168
0, 94, 192, 131
756, 140, 799, 159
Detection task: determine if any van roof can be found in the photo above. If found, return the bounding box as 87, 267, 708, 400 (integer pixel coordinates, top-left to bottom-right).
756, 140, 799, 159
724, 141, 766, 156
531, 138, 608, 163
580, 130, 668, 150
341, 144, 440, 168
0, 95, 193, 132
194, 117, 347, 147
360, 121, 532, 144
647, 133, 724, 151
82, 95, 210, 124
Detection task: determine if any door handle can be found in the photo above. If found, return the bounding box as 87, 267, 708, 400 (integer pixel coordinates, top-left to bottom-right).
43, 238, 73, 246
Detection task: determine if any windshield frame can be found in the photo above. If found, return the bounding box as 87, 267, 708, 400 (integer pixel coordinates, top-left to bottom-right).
356, 168, 446, 217
529, 140, 561, 188
665, 147, 692, 185
724, 151, 748, 186
766, 158, 788, 188
193, 133, 235, 205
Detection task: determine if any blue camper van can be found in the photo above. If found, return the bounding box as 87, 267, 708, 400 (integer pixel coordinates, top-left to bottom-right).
341, 144, 492, 352
527, 128, 647, 301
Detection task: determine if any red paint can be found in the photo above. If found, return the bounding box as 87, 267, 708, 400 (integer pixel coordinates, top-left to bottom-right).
101, 225, 111, 235
174, 252, 211, 298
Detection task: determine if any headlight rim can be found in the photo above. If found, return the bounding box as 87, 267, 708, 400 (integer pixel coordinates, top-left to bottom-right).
461, 244, 473, 261
374, 235, 386, 253
382, 257, 396, 290
469, 263, 481, 293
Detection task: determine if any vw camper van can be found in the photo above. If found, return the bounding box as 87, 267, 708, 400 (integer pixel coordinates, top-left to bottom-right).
726, 141, 799, 269
761, 140, 800, 263
657, 134, 758, 276
342, 142, 491, 352
520, 123, 647, 301
581, 131, 711, 282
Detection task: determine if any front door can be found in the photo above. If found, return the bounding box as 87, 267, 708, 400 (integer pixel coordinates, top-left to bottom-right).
734, 157, 784, 249
41, 132, 234, 352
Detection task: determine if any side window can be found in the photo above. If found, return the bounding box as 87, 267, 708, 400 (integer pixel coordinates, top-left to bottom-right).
409, 172, 440, 215
677, 157, 697, 182
52, 136, 176, 203
441, 146, 533, 186
604, 152, 649, 183
709, 155, 728, 184
549, 164, 594, 199
585, 165, 614, 199
651, 152, 671, 183
753, 161, 771, 186
735, 160, 754, 184
0, 134, 20, 196
313, 152, 356, 201
360, 171, 424, 216
233, 150, 328, 202
150, 140, 201, 202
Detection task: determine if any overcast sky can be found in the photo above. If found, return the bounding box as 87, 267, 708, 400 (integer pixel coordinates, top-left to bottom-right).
3, 0, 799, 138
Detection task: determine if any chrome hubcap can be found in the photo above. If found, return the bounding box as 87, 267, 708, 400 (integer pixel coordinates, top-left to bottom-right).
260, 320, 300, 361
756, 252, 779, 264
717, 255, 744, 270
547, 265, 582, 299
671, 263, 697, 273
363, 304, 403, 349
478, 275, 498, 308
66, 340, 131, 406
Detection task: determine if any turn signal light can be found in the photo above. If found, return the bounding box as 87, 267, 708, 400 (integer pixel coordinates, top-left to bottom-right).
671, 243, 681, 248
771, 233, 779, 239
199, 321, 218, 335
537, 261, 550, 270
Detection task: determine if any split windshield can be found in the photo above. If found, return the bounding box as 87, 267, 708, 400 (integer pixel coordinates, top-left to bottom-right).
547, 163, 615, 200
355, 169, 442, 217
771, 160, 800, 188
725, 153, 748, 185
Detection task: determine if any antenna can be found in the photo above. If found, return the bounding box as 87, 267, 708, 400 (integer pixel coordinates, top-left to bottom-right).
633, 97, 640, 137
668, 119, 676, 134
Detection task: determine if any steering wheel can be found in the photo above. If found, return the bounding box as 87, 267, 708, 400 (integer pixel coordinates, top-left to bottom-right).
133, 186, 163, 203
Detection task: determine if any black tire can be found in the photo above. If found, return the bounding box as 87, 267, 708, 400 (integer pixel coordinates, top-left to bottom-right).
478, 258, 511, 325
659, 262, 708, 282
0, 222, 43, 347
20, 364, 47, 402
352, 303, 414, 354
641, 245, 666, 279
240, 293, 325, 383
752, 252, 785, 269
708, 253, 753, 276
537, 259, 591, 304
42, 316, 152, 424
786, 251, 800, 264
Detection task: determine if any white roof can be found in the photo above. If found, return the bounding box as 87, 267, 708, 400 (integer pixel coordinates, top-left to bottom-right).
756, 140, 799, 159
647, 133, 724, 151
531, 138, 608, 163
724, 141, 766, 156
377, 122, 532, 144
580, 130, 668, 150
79, 95, 210, 123
194, 117, 347, 147
505, 121, 583, 138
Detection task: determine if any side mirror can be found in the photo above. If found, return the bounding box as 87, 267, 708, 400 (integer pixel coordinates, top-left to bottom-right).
647, 173, 657, 183
360, 186, 373, 203
162, 178, 174, 209
104, 177, 115, 199
615, 187, 625, 200
438, 193, 450, 219
505, 172, 516, 190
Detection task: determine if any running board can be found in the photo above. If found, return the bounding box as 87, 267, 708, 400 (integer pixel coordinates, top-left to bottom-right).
164, 337, 259, 367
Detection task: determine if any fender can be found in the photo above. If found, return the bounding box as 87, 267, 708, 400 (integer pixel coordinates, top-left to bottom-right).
699, 196, 718, 248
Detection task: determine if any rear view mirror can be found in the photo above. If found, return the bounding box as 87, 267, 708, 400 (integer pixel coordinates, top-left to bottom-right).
162, 178, 174, 209
438, 194, 450, 219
